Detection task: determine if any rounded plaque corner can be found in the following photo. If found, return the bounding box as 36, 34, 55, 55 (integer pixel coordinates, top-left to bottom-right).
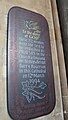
7, 107, 15, 120
40, 14, 49, 26
48, 97, 56, 115
36, 12, 49, 30
8, 6, 19, 16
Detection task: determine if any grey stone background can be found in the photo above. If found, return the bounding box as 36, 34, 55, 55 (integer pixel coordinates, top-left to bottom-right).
56, 0, 68, 120
56, 0, 68, 81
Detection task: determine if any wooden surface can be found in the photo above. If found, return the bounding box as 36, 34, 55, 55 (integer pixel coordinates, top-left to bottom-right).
0, 0, 64, 120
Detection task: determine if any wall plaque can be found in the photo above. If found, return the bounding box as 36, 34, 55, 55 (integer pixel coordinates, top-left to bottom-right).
7, 7, 56, 120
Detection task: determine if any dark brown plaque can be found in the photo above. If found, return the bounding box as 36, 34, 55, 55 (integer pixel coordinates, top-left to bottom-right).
7, 6, 56, 120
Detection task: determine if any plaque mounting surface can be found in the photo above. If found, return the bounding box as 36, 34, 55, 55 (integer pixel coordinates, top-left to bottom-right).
7, 6, 56, 120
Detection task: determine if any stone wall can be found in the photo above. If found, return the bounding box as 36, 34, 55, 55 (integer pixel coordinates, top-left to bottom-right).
0, 0, 65, 120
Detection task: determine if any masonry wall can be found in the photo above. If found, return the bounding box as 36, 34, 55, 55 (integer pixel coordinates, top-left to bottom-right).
0, 0, 66, 120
